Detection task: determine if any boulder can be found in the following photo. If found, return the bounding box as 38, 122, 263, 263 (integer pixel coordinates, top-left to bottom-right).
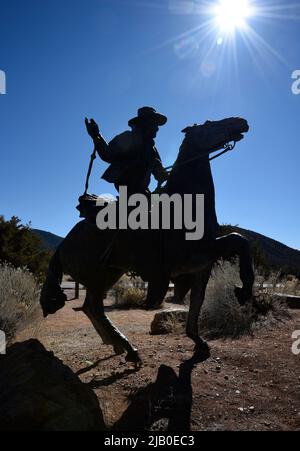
0, 339, 105, 431
150, 309, 188, 335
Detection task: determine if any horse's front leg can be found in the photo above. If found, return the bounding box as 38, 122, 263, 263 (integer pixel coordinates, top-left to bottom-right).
83, 290, 141, 366
186, 266, 212, 359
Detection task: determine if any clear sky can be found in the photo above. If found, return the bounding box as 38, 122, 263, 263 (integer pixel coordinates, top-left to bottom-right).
0, 0, 299, 249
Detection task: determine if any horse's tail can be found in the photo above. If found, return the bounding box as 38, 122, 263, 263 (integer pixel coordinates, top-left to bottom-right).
40, 249, 67, 317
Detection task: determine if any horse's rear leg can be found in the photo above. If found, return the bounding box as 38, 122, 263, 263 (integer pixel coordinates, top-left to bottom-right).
172, 274, 194, 304
186, 266, 212, 359
83, 289, 141, 366
145, 273, 170, 310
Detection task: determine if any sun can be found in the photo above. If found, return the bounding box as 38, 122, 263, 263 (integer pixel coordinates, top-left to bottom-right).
213, 0, 253, 33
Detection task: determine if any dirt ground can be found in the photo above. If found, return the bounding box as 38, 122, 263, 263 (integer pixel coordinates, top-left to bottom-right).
18, 289, 300, 431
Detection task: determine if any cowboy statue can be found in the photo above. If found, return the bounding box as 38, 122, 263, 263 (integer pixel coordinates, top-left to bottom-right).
85, 106, 169, 196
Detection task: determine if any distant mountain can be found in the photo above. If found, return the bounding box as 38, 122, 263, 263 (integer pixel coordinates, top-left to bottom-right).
32, 226, 300, 276
223, 226, 300, 276
33, 229, 63, 250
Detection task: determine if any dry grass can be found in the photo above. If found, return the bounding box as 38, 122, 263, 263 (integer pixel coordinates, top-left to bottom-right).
199, 261, 290, 340
112, 275, 145, 309
0, 263, 40, 343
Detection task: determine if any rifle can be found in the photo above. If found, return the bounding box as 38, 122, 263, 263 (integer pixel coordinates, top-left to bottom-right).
83, 118, 99, 196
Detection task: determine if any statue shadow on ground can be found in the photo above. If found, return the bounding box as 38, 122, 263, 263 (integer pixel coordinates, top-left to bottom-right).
76, 354, 117, 376
87, 367, 140, 388
113, 350, 209, 432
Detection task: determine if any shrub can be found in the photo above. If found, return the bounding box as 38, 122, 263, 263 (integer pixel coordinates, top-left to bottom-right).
0, 263, 40, 344
199, 261, 290, 339
115, 287, 145, 309
112, 275, 146, 309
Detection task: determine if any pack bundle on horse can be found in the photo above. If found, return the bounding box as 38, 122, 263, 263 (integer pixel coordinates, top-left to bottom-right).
40, 117, 254, 365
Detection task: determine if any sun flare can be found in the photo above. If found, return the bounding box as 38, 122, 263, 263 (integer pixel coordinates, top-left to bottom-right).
213, 0, 253, 33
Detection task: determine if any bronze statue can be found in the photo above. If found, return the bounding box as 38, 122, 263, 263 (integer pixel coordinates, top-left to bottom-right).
85, 107, 169, 195
40, 117, 254, 366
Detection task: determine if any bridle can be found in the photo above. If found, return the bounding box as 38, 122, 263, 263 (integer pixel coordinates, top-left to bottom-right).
163, 140, 237, 174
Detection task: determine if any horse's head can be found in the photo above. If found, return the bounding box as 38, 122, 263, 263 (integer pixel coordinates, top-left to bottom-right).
181, 117, 249, 157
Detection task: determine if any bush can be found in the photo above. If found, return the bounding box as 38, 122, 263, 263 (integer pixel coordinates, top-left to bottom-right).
112, 275, 146, 309
198, 261, 251, 338
115, 287, 145, 309
199, 261, 290, 339
0, 263, 40, 343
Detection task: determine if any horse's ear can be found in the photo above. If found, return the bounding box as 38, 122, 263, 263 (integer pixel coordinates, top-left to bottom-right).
181, 124, 199, 134
181, 126, 192, 134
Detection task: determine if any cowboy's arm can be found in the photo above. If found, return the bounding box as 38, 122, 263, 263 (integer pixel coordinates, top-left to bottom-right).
93, 135, 112, 163
85, 118, 112, 163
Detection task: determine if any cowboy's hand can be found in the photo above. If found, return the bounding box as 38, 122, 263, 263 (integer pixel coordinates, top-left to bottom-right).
158, 166, 169, 183
157, 167, 169, 184
85, 118, 100, 140
153, 158, 169, 183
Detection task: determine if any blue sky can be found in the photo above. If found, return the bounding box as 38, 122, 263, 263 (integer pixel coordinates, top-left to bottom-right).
0, 0, 299, 249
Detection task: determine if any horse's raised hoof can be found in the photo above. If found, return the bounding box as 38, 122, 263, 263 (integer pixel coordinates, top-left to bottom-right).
193, 341, 211, 362
41, 296, 66, 318
234, 286, 252, 307
125, 350, 142, 369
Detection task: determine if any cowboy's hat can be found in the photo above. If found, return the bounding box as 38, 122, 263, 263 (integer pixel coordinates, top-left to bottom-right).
128, 106, 167, 127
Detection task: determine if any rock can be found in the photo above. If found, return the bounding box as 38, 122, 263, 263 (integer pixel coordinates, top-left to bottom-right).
274, 294, 300, 309
0, 339, 105, 431
150, 309, 188, 335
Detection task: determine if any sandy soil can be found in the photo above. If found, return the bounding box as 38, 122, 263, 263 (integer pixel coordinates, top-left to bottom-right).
18, 289, 300, 431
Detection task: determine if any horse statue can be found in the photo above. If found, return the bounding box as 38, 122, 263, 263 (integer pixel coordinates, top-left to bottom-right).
40, 117, 254, 366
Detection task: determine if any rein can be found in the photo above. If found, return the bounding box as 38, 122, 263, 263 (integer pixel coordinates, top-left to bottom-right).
163, 141, 236, 174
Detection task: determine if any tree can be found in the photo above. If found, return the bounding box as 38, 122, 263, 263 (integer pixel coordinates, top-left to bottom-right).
0, 216, 51, 281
